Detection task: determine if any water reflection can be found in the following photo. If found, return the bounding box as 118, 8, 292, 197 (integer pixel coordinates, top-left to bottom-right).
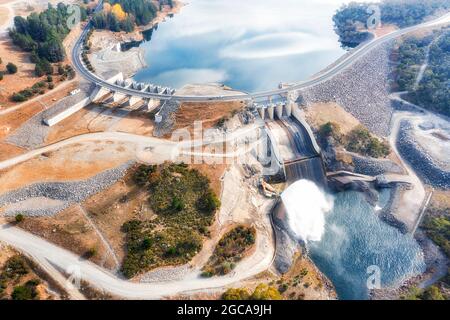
132, 0, 363, 92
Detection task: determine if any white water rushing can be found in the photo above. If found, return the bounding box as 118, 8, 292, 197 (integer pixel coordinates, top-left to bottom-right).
281, 180, 333, 242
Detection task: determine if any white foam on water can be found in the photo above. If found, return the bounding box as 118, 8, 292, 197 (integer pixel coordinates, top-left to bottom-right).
281, 179, 333, 243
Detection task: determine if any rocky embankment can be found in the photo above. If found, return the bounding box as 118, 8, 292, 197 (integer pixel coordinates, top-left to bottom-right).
0, 162, 133, 217
397, 120, 450, 188
297, 41, 395, 137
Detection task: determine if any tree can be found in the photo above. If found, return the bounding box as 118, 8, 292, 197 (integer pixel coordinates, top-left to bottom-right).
197, 189, 221, 214
11, 280, 39, 300
120, 16, 134, 32
6, 62, 18, 74
38, 38, 65, 63
250, 284, 282, 300
222, 288, 251, 300
15, 214, 24, 223
111, 3, 127, 20
421, 286, 445, 300
319, 122, 342, 142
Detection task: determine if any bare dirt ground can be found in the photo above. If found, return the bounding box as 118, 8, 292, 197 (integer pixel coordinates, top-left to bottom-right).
277, 253, 336, 300
0, 7, 9, 28
0, 141, 24, 161
304, 102, 360, 135
430, 189, 450, 210
0, 36, 39, 107
172, 101, 244, 135
14, 205, 117, 270
82, 170, 153, 264
372, 24, 398, 38
46, 105, 155, 144
0, 80, 79, 142
0, 141, 135, 193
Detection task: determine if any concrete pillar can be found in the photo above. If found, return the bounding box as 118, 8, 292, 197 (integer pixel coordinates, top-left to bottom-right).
105, 72, 123, 84
258, 107, 265, 120
267, 105, 275, 120
146, 98, 159, 111
128, 96, 143, 106
291, 103, 301, 115
112, 92, 127, 103
275, 103, 283, 119
90, 86, 111, 102
285, 102, 293, 117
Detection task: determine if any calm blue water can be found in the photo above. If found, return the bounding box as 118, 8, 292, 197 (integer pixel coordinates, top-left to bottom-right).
308, 190, 426, 300
132, 0, 357, 92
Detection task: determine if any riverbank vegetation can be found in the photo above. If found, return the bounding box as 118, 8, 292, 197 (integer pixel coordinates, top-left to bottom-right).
201, 226, 256, 277
394, 29, 450, 117
91, 0, 174, 33
9, 3, 87, 63
222, 284, 282, 300
319, 122, 390, 158
403, 194, 449, 300
333, 0, 450, 48
121, 163, 220, 278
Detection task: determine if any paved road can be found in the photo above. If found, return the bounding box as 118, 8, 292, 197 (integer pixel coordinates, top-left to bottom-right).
72, 7, 450, 102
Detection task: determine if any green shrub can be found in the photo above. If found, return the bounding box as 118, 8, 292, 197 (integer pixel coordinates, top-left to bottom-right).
6, 62, 17, 74
11, 279, 40, 300
202, 226, 256, 276
250, 284, 282, 300
222, 288, 251, 300
121, 164, 220, 278
345, 126, 390, 158
319, 122, 342, 142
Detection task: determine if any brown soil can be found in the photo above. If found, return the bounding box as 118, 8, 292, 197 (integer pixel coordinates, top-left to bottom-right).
278, 253, 336, 300
14, 206, 116, 270
372, 24, 398, 38
0, 101, 44, 139
430, 189, 450, 209
0, 141, 24, 161
0, 7, 9, 27
46, 105, 155, 144
82, 169, 154, 263
45, 107, 98, 144
190, 163, 227, 196
170, 101, 244, 136
110, 108, 155, 136
305, 102, 360, 135
0, 141, 134, 193
0, 38, 39, 107
0, 80, 80, 142
305, 102, 402, 165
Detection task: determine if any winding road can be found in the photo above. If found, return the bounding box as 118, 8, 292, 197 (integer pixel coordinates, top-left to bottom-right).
0, 5, 449, 299
72, 4, 450, 102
